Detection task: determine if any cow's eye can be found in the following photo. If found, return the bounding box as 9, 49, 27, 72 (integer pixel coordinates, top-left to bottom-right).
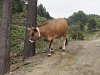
31, 33, 34, 36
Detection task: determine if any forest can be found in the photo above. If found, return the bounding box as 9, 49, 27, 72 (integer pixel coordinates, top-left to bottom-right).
0, 0, 100, 75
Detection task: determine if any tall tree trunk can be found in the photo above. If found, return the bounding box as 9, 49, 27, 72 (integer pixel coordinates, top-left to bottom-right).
0, 0, 3, 21
23, 0, 37, 60
0, 0, 13, 75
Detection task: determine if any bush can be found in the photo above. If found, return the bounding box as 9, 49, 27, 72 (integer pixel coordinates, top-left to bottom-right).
78, 32, 84, 40
69, 31, 84, 40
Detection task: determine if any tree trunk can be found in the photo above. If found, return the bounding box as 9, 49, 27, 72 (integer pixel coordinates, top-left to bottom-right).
0, 0, 13, 75
0, 0, 3, 22
23, 0, 37, 60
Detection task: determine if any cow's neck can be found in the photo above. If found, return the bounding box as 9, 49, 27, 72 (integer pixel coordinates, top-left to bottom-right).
39, 26, 47, 39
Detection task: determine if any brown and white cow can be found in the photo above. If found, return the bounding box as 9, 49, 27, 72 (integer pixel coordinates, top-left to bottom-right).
27, 18, 68, 56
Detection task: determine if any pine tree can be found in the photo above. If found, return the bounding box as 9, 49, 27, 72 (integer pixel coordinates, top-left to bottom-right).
0, 0, 13, 74
23, 0, 37, 60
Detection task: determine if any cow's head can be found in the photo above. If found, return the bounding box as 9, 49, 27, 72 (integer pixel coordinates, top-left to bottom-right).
27, 27, 40, 42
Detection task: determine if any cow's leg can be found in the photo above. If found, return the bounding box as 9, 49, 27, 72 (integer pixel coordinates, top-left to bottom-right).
48, 39, 53, 56
51, 43, 54, 54
62, 35, 67, 52
51, 39, 56, 54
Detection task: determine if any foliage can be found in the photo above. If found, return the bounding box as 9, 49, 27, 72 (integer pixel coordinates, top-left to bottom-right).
69, 28, 84, 40
68, 11, 100, 40
78, 32, 85, 40
37, 4, 53, 19
68, 11, 88, 31
87, 19, 97, 31
69, 24, 84, 40
37, 16, 47, 25
87, 14, 99, 19
84, 31, 100, 40
11, 13, 25, 54
12, 0, 24, 13
95, 17, 100, 29
12, 2, 53, 18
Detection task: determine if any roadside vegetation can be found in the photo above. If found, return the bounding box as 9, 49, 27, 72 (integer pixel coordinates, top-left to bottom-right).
68, 11, 100, 40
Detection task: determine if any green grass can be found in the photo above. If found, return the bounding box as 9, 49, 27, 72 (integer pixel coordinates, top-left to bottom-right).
11, 25, 24, 54
11, 13, 25, 54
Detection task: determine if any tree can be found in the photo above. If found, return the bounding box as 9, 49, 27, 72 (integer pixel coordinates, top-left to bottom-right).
0, 0, 13, 74
23, 0, 37, 60
0, 0, 3, 10
87, 19, 97, 31
68, 11, 88, 31
0, 0, 3, 17
37, 4, 52, 19
12, 0, 24, 13
45, 11, 51, 19
37, 4, 46, 17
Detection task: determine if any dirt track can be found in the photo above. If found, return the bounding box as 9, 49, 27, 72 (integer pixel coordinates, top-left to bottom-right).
8, 39, 100, 75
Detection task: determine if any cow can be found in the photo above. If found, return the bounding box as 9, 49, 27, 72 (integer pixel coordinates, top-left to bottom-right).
27, 18, 68, 56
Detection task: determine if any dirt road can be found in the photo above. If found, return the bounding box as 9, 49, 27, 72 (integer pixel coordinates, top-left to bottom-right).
8, 39, 100, 75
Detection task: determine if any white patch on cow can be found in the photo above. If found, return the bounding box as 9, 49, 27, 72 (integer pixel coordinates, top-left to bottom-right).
48, 53, 52, 56
36, 27, 40, 37
29, 39, 34, 43
62, 39, 66, 50
27, 28, 31, 31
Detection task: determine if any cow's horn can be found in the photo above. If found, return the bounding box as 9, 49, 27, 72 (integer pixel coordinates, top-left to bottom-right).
27, 28, 31, 30
36, 27, 40, 37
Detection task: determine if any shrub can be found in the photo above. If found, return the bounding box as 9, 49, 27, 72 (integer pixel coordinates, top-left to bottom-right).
78, 32, 84, 40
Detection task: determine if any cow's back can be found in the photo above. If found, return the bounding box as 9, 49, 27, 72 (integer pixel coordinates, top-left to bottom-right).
44, 18, 68, 38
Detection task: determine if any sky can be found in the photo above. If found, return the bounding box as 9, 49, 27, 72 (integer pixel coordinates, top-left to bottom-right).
38, 0, 100, 18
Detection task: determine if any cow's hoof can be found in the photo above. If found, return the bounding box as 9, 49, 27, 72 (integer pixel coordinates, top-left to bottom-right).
48, 53, 52, 57
62, 49, 65, 52
62, 49, 65, 55
51, 51, 54, 54
51, 49, 54, 54
59, 47, 62, 49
